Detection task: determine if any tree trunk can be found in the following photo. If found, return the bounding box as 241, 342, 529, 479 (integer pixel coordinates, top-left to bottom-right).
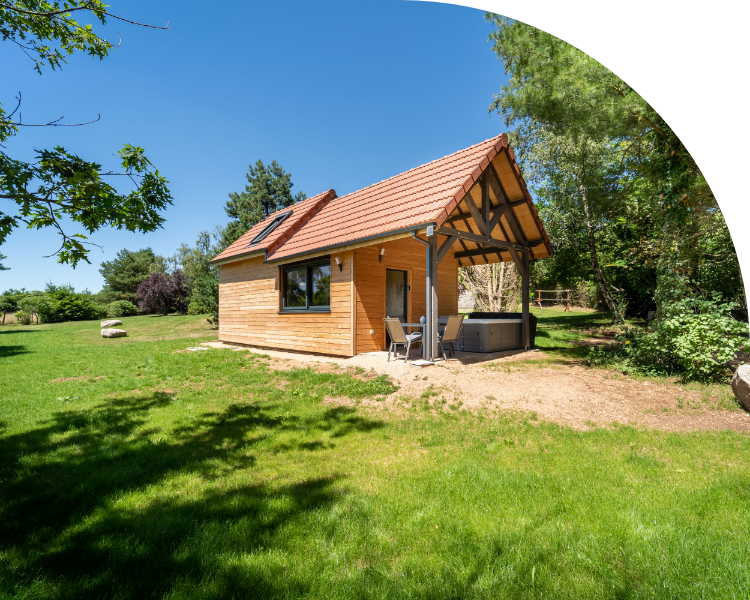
497, 262, 506, 311
581, 185, 623, 323
487, 266, 495, 312
737, 257, 750, 323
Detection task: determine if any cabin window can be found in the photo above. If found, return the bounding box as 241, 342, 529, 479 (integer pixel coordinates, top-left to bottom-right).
281, 259, 331, 311
247, 210, 292, 246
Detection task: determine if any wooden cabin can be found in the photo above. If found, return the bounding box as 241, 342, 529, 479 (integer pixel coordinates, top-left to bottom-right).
210, 134, 552, 359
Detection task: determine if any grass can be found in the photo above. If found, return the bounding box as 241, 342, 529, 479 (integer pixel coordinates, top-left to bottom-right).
530, 306, 622, 364
1, 315, 750, 599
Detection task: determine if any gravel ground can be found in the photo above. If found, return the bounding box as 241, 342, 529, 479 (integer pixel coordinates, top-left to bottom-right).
200, 341, 750, 433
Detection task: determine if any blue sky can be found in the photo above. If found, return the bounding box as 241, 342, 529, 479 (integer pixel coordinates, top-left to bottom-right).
1, 0, 509, 292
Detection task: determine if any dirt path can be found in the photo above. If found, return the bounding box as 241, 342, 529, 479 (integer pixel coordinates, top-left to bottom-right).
201, 342, 750, 433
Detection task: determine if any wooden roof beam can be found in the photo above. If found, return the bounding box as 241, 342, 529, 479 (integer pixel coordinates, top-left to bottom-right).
487, 161, 528, 245
454, 239, 545, 260
436, 226, 528, 253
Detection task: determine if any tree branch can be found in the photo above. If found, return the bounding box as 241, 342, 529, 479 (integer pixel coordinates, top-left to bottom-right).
0, 0, 97, 17
10, 114, 101, 127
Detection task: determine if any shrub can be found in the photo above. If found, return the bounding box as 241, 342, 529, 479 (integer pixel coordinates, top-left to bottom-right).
14, 311, 31, 325
18, 295, 57, 323
106, 300, 139, 318
589, 293, 749, 382
54, 294, 105, 321
193, 275, 218, 324
95, 287, 135, 305
136, 270, 190, 315
187, 301, 206, 315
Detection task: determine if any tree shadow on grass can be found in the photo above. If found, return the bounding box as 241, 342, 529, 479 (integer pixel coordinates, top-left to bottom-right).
0, 344, 30, 358
0, 391, 383, 599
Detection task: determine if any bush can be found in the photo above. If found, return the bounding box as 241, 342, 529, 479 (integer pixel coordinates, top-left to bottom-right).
95, 287, 135, 305
136, 270, 190, 315
14, 311, 31, 325
54, 294, 105, 321
589, 293, 749, 382
187, 301, 206, 315
193, 275, 218, 324
106, 300, 140, 318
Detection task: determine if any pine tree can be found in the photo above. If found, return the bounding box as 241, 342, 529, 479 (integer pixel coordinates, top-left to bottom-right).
221, 160, 306, 247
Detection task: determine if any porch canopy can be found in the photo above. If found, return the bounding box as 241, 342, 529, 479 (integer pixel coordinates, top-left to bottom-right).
211, 133, 553, 360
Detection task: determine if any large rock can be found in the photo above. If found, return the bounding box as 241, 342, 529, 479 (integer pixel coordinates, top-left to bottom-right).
731, 364, 750, 411
100, 319, 122, 328
101, 328, 127, 338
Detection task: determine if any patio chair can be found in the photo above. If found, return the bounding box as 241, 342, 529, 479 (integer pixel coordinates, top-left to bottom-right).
437, 314, 465, 360
383, 318, 422, 362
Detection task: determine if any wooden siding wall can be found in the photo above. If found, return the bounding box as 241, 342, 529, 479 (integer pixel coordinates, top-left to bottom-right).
218, 251, 354, 356
354, 237, 459, 354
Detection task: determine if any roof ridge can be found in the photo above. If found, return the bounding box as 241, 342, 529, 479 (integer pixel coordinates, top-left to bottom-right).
266, 189, 336, 257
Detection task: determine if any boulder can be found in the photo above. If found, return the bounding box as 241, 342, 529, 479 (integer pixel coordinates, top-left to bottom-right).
101, 328, 127, 338
100, 319, 122, 328
731, 364, 750, 411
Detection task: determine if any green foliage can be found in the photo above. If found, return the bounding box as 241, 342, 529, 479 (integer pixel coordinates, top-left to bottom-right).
0, 2, 171, 266
193, 274, 218, 324
3, 283, 105, 323
13, 310, 30, 324
1, 147, 173, 266
485, 14, 745, 326
0, 251, 8, 271
221, 160, 306, 247
0, 292, 17, 315
94, 287, 132, 305
589, 294, 748, 382
172, 229, 223, 324
106, 300, 139, 318
99, 248, 162, 296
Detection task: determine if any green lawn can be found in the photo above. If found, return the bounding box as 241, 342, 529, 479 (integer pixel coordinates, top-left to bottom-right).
1, 315, 749, 599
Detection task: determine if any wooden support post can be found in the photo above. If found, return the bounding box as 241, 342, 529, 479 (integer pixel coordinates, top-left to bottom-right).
425, 229, 438, 360
566, 289, 570, 312
537, 290, 542, 310
522, 252, 530, 349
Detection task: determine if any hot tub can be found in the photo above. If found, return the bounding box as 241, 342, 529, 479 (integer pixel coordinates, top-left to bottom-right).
455, 312, 537, 353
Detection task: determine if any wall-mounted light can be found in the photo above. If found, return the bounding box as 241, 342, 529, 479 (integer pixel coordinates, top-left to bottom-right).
379, 248, 385, 263
334, 256, 342, 272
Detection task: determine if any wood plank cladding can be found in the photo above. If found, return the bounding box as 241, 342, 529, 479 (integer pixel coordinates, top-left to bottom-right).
218, 251, 354, 356
354, 236, 458, 354
218, 238, 459, 356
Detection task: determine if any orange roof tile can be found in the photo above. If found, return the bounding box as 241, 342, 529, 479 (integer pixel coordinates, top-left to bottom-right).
212, 189, 336, 263
211, 133, 551, 264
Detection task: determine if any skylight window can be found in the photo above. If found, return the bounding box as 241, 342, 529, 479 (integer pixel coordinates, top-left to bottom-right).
247, 211, 292, 246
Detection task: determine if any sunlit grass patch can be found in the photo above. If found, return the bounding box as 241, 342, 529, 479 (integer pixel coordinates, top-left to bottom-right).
1, 315, 749, 598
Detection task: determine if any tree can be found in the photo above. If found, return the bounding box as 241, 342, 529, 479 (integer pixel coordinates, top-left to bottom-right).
99, 248, 161, 299
222, 160, 306, 247
135, 270, 189, 315
460, 263, 521, 313
173, 227, 223, 322
0, 252, 8, 270
1, 2, 172, 266
485, 15, 743, 323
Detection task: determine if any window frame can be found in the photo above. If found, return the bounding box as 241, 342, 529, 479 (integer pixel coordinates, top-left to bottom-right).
247, 210, 292, 247
280, 257, 332, 313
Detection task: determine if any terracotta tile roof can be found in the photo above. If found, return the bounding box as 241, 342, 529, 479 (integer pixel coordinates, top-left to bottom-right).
211, 133, 551, 264
211, 189, 336, 263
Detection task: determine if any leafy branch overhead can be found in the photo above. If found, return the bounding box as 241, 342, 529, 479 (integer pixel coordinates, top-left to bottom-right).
0, 1, 171, 265
0, 145, 172, 266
